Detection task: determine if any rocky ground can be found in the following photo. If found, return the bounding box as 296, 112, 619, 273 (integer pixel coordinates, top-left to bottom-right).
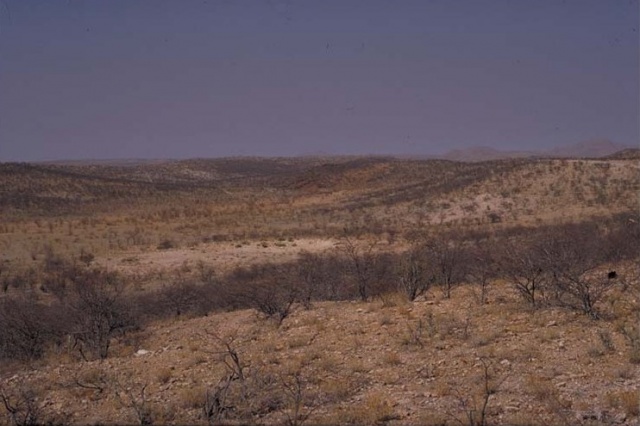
2, 277, 638, 425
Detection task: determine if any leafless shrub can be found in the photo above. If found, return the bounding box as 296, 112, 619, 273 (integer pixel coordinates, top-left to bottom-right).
448, 358, 506, 426
422, 235, 468, 299
202, 331, 285, 422
114, 380, 153, 425
540, 223, 616, 319
72, 368, 110, 396
0, 295, 63, 361
401, 319, 425, 348
498, 240, 548, 308
39, 253, 85, 300
602, 211, 640, 262
232, 264, 299, 324
617, 318, 640, 364
338, 231, 379, 301
0, 385, 42, 426
466, 243, 499, 305
298, 252, 363, 302
203, 375, 235, 424
2, 267, 39, 294
159, 277, 207, 317
281, 370, 318, 426
396, 246, 433, 301
67, 269, 138, 359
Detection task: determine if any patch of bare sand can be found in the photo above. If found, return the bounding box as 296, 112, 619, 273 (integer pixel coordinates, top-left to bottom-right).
95, 238, 337, 275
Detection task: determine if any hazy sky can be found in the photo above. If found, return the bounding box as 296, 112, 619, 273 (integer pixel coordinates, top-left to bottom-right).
0, 0, 638, 161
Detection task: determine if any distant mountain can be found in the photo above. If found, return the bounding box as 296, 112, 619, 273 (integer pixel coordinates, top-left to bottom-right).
441, 146, 535, 162
604, 148, 640, 160
441, 139, 634, 162
544, 139, 632, 158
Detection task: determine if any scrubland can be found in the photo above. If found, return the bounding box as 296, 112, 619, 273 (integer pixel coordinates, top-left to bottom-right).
0, 153, 639, 425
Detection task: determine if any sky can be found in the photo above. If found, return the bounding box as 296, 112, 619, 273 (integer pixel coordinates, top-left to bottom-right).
0, 0, 638, 161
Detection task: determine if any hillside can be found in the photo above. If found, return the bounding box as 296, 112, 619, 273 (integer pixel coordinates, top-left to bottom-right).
1, 156, 637, 264
441, 140, 633, 162
3, 275, 639, 425
0, 155, 639, 425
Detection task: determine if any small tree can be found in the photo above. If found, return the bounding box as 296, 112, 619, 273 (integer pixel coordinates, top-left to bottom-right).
540, 224, 613, 319
498, 241, 548, 308
114, 381, 153, 425
448, 358, 506, 426
396, 246, 433, 301
297, 252, 322, 308
0, 385, 42, 426
338, 232, 379, 301
466, 243, 498, 305
0, 295, 60, 361
159, 274, 207, 317
422, 236, 468, 299
68, 269, 137, 359
239, 264, 299, 325
281, 370, 317, 426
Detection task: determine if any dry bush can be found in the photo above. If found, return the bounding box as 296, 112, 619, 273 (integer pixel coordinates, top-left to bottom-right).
158, 276, 209, 317
248, 281, 298, 324
337, 232, 380, 301
498, 239, 548, 308
399, 318, 426, 348
341, 391, 396, 425
113, 380, 154, 425
201, 331, 288, 423
420, 234, 469, 299
297, 252, 349, 303
71, 367, 110, 399
396, 245, 433, 301
602, 211, 640, 263
281, 370, 318, 426
0, 295, 64, 361
66, 268, 139, 360
616, 317, 640, 364
447, 359, 506, 426
540, 223, 619, 319
466, 241, 499, 305
0, 384, 44, 426
318, 378, 354, 403
179, 386, 206, 410
228, 263, 303, 324
525, 375, 572, 422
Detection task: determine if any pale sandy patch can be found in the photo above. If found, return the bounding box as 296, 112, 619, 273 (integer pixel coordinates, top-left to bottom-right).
95, 238, 337, 275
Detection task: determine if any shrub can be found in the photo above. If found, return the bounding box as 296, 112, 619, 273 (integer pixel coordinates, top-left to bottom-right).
157, 239, 176, 250
0, 296, 64, 361
0, 385, 43, 426
396, 246, 433, 301
421, 235, 468, 299
540, 223, 616, 319
66, 269, 138, 360
231, 264, 299, 324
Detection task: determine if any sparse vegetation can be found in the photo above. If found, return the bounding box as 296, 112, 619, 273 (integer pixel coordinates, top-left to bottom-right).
0, 156, 638, 424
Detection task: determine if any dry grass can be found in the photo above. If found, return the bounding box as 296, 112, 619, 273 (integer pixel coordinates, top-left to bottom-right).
0, 279, 637, 425
0, 156, 638, 424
